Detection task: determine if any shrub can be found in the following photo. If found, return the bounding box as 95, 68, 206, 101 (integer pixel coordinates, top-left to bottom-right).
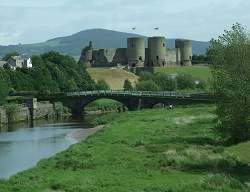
176, 73, 195, 90
95, 78, 110, 90
135, 80, 161, 91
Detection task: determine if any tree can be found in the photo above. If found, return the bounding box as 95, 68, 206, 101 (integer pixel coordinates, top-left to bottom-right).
0, 68, 11, 105
1, 52, 19, 61
135, 80, 161, 91
138, 71, 153, 82
123, 79, 133, 91
153, 73, 176, 91
207, 23, 250, 144
176, 73, 195, 90
96, 79, 110, 90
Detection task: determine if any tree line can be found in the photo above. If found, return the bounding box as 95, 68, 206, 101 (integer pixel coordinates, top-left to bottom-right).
123, 71, 207, 92
0, 51, 106, 105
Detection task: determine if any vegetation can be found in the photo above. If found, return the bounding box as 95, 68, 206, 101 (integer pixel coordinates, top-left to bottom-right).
176, 73, 196, 90
136, 71, 207, 92
0, 106, 249, 191
192, 54, 209, 64
85, 99, 124, 114
207, 23, 250, 144
0, 68, 11, 105
154, 66, 212, 83
3, 103, 20, 123
0, 51, 97, 105
1, 52, 19, 61
123, 78, 133, 91
96, 78, 110, 90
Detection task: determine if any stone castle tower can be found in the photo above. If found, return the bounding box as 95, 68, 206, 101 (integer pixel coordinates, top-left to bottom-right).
148, 36, 166, 67
175, 39, 192, 66
127, 37, 145, 67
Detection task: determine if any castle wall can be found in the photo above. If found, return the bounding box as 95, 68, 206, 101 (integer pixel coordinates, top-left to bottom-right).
92, 48, 127, 67
166, 48, 181, 66
113, 48, 127, 64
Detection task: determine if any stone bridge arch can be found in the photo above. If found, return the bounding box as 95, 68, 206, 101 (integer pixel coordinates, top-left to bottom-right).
62, 97, 141, 114
140, 99, 172, 109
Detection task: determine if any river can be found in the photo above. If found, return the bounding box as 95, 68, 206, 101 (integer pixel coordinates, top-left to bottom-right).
0, 115, 97, 179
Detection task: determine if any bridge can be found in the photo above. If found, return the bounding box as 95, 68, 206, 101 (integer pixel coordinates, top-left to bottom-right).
38, 90, 214, 114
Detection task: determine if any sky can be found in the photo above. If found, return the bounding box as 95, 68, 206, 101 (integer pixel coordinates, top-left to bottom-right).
0, 0, 249, 45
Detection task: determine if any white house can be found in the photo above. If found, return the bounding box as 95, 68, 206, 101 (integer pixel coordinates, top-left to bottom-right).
6, 56, 32, 69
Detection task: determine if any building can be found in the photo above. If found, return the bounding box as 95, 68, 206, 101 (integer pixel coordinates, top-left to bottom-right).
79, 36, 192, 68
6, 56, 32, 69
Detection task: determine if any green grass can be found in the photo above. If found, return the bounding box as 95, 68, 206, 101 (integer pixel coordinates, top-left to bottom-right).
226, 141, 250, 164
84, 98, 124, 112
1, 106, 249, 191
155, 66, 213, 82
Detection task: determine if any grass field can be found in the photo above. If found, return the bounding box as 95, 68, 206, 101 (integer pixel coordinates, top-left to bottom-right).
87, 68, 139, 90
154, 66, 213, 82
1, 105, 249, 191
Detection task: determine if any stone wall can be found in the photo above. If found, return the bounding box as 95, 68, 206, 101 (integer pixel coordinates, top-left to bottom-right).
166, 48, 181, 66
0, 102, 68, 124
92, 48, 127, 67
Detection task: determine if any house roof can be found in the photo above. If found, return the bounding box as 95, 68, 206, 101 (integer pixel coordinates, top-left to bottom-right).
7, 56, 30, 61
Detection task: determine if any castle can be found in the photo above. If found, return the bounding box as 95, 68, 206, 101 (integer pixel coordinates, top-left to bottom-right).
78, 36, 192, 68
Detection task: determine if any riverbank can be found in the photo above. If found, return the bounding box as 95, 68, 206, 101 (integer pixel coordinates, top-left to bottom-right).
1, 106, 249, 191
67, 125, 105, 142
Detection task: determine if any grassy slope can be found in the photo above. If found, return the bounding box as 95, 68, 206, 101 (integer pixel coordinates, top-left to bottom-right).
87, 68, 139, 90
1, 106, 249, 191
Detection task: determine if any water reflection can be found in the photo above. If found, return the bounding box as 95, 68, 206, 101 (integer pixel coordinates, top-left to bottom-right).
0, 115, 97, 179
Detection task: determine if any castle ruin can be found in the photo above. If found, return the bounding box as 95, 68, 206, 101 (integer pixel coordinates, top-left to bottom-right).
79, 36, 192, 68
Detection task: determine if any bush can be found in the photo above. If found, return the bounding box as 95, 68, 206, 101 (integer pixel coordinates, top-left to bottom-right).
95, 78, 110, 90
135, 80, 161, 91
196, 79, 208, 91
176, 73, 195, 90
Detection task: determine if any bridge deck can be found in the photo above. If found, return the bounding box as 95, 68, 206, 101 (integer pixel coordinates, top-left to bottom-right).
65, 90, 211, 100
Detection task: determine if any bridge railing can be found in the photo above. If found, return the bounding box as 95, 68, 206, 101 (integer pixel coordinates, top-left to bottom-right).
65, 90, 197, 99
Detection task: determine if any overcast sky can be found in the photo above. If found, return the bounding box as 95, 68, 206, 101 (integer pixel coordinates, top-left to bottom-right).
0, 0, 249, 45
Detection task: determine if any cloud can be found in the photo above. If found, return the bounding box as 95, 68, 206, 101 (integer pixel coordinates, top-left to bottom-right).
0, 0, 250, 45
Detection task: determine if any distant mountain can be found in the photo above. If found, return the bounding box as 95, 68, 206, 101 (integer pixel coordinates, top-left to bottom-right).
0, 28, 210, 58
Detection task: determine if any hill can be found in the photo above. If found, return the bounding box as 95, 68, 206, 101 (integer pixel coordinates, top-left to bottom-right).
86, 68, 139, 90
0, 29, 210, 58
